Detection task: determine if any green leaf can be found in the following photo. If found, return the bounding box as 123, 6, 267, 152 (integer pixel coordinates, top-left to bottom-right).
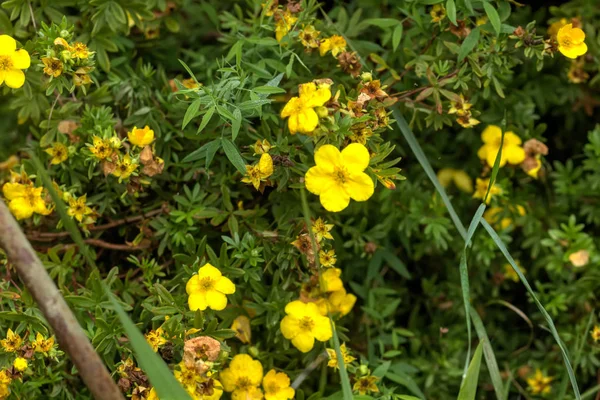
363, 18, 400, 28
182, 99, 201, 129
446, 0, 457, 25
483, 2, 501, 36
470, 308, 504, 400
392, 24, 403, 51
458, 27, 480, 61
221, 138, 247, 174
253, 85, 286, 95
198, 106, 215, 133
231, 108, 242, 141
106, 288, 191, 400
457, 341, 484, 400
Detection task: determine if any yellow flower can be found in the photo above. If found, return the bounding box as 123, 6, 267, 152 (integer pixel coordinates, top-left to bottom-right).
280, 300, 332, 353
145, 328, 167, 352
220, 354, 263, 400
186, 263, 236, 311
503, 263, 525, 282
477, 125, 526, 168
67, 194, 93, 222
0, 370, 11, 398
112, 154, 138, 180
326, 343, 356, 370
275, 11, 297, 42
128, 125, 155, 147
557, 24, 587, 59
569, 249, 590, 267
472, 178, 502, 204
527, 369, 553, 395
45, 142, 69, 164
320, 268, 343, 292
476, 16, 488, 26
253, 139, 272, 155
2, 183, 51, 220
42, 57, 63, 77
319, 35, 347, 57
231, 315, 252, 344
591, 326, 600, 342
0, 35, 30, 89
71, 42, 91, 59
299, 25, 320, 48
0, 329, 22, 352
281, 82, 331, 134
32, 332, 55, 354
182, 78, 200, 90
326, 288, 356, 316
353, 375, 379, 395
13, 357, 27, 372
242, 153, 274, 190
89, 136, 113, 160
305, 143, 374, 212
456, 114, 480, 128
437, 168, 473, 193
484, 205, 526, 230
175, 361, 200, 390
524, 155, 543, 178
312, 217, 334, 242
262, 369, 294, 400
430, 4, 446, 23
548, 18, 568, 37
448, 94, 472, 116
319, 250, 336, 268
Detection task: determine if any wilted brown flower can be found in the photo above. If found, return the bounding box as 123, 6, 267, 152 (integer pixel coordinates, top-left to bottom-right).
338, 51, 362, 78
183, 336, 221, 374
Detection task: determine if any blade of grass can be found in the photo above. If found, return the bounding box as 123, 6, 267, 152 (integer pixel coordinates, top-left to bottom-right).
481, 219, 580, 399
30, 151, 191, 399
457, 341, 484, 400
299, 187, 353, 400
470, 307, 504, 400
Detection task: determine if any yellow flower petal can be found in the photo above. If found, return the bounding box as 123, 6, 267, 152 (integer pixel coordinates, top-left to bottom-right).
280, 315, 299, 339
198, 263, 222, 279
188, 293, 208, 311
284, 300, 308, 315
0, 35, 16, 55
345, 172, 374, 201
2, 182, 26, 200
314, 144, 341, 171
291, 333, 315, 353
214, 276, 236, 294
280, 97, 301, 118
5, 69, 25, 88
293, 108, 319, 133
206, 290, 228, 310
305, 166, 335, 195
486, 149, 506, 168
481, 125, 502, 144
341, 143, 370, 173
186, 275, 200, 294
8, 197, 34, 220
504, 132, 522, 146
320, 186, 350, 212
505, 145, 526, 164
258, 153, 273, 178
11, 49, 30, 69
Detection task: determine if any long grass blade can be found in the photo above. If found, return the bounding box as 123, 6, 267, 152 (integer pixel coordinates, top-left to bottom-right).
469, 307, 504, 400
457, 341, 484, 400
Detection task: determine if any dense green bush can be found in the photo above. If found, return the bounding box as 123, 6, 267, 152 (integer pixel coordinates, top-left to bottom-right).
0, 0, 599, 399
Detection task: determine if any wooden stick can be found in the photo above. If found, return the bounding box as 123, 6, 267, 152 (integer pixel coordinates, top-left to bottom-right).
0, 200, 125, 400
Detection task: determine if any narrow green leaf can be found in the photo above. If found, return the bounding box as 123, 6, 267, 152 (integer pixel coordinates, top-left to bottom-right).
392, 24, 403, 52
483, 2, 501, 35
254, 86, 286, 95
221, 138, 247, 174
458, 27, 480, 61
106, 287, 191, 400
198, 106, 215, 133
362, 18, 400, 28
231, 108, 242, 141
178, 59, 199, 83
446, 0, 457, 25
182, 99, 201, 129
470, 308, 504, 400
457, 341, 484, 400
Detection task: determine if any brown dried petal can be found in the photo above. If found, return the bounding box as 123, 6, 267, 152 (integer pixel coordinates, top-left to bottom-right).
140, 146, 154, 165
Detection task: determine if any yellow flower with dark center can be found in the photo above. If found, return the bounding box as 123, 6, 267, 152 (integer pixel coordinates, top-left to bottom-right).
281, 82, 331, 134
13, 357, 27, 372
73, 68, 93, 86
312, 217, 333, 242
280, 300, 332, 352
42, 57, 63, 77
430, 4, 446, 23
220, 354, 263, 400
326, 343, 356, 369
2, 183, 51, 220
456, 113, 480, 128
128, 125, 155, 147
449, 96, 473, 117
275, 11, 297, 42
320, 268, 343, 292
472, 178, 502, 204
174, 361, 201, 392
326, 288, 357, 316
591, 325, 600, 342
231, 315, 252, 344
319, 250, 336, 268
0, 35, 30, 89
557, 24, 587, 59
89, 136, 113, 160
45, 142, 69, 164
437, 168, 473, 193
71, 42, 91, 59
477, 125, 526, 168
353, 375, 379, 395
305, 143, 374, 212
527, 369, 553, 395
186, 263, 236, 311
319, 35, 347, 57
299, 25, 320, 48
0, 329, 22, 352
242, 153, 274, 190
503, 262, 525, 282
145, 328, 167, 352
67, 194, 93, 222
262, 369, 294, 400
32, 332, 55, 354
112, 154, 138, 180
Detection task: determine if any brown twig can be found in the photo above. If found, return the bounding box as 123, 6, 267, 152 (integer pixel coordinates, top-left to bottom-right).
0, 200, 125, 400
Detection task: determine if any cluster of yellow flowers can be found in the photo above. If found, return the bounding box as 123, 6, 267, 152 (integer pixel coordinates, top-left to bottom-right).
42, 36, 94, 86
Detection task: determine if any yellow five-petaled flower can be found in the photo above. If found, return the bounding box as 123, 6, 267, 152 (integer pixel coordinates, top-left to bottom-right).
128, 125, 155, 147
0, 35, 30, 89
281, 82, 331, 134
280, 300, 332, 353
2, 183, 51, 220
221, 354, 263, 400
557, 24, 587, 59
477, 125, 526, 168
186, 263, 236, 311
305, 143, 374, 212
242, 153, 274, 190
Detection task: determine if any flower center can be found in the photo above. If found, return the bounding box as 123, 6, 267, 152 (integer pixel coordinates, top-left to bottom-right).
561, 38, 572, 47
299, 316, 315, 332
24, 188, 38, 206
0, 55, 13, 71
333, 166, 349, 184
266, 382, 279, 394
198, 277, 215, 291
237, 377, 252, 390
